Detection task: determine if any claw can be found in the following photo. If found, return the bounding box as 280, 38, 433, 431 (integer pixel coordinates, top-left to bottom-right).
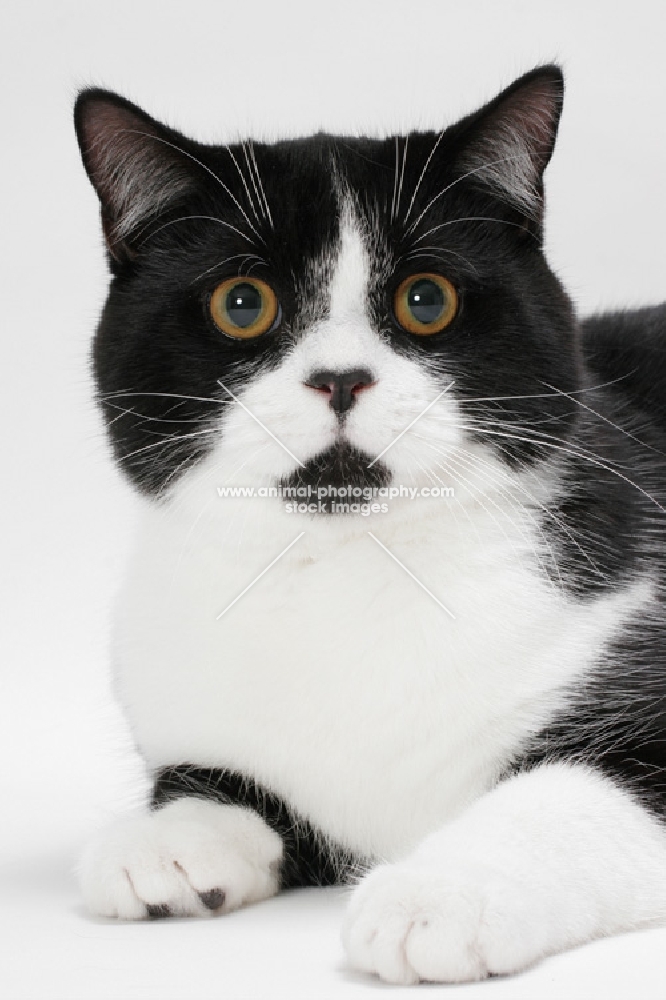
198, 888, 226, 911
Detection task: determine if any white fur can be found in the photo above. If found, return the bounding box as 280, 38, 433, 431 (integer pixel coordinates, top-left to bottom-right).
115, 490, 651, 862
342, 763, 666, 984
79, 797, 282, 918
109, 207, 654, 857
87, 199, 662, 978
111, 150, 190, 242
462, 122, 540, 218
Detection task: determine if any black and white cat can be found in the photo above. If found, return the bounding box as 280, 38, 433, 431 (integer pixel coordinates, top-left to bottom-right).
75, 66, 666, 984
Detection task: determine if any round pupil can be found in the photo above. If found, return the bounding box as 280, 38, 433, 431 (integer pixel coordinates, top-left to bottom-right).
408, 279, 444, 325
225, 283, 263, 328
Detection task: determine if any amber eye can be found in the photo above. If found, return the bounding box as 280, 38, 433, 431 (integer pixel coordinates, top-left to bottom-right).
394, 273, 458, 336
210, 277, 279, 339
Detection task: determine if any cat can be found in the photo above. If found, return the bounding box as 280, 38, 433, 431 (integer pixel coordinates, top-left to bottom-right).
74, 65, 666, 985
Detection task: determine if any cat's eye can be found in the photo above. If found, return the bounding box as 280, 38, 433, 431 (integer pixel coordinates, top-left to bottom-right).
393, 273, 458, 336
209, 277, 279, 339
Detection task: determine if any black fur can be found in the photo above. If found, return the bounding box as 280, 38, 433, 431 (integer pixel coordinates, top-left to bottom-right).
583, 305, 666, 430
279, 443, 391, 513
75, 67, 576, 496
514, 306, 666, 812
75, 67, 666, 839
152, 766, 362, 888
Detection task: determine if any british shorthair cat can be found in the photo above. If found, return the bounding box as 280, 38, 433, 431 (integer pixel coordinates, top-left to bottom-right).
74, 66, 666, 984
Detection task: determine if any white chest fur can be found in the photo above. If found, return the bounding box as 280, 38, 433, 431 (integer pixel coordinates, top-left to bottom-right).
113, 486, 650, 862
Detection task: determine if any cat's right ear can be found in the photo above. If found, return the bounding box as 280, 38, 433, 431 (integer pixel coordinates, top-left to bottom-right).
74, 89, 195, 262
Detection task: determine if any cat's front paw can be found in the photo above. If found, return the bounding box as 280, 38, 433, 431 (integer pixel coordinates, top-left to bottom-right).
79, 797, 283, 919
342, 860, 548, 985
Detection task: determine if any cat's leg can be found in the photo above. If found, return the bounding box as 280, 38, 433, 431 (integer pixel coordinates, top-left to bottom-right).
80, 765, 347, 919
79, 796, 283, 919
342, 762, 666, 984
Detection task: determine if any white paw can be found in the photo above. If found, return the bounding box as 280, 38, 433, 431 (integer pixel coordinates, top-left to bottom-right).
79, 797, 283, 919
342, 860, 551, 985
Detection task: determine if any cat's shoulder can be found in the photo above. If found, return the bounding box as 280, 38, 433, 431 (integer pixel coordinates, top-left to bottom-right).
581, 303, 666, 427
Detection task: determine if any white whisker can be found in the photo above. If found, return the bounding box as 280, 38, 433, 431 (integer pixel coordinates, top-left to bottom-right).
394, 136, 409, 224
397, 245, 479, 274
411, 216, 535, 245
224, 144, 261, 222
436, 374, 637, 408
242, 141, 265, 224
99, 390, 230, 407
541, 381, 666, 459
403, 130, 445, 225
247, 140, 274, 228
118, 129, 264, 242
118, 427, 218, 464
144, 214, 257, 247
190, 253, 268, 286
470, 424, 666, 515
404, 154, 532, 238
390, 136, 400, 222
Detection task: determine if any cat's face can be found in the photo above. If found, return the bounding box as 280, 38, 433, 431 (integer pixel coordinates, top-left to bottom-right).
76, 67, 577, 510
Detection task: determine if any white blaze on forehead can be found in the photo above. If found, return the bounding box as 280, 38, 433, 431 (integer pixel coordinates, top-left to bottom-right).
327, 203, 371, 323
293, 200, 381, 374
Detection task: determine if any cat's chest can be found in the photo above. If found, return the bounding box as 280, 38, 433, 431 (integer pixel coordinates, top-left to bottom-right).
114, 500, 646, 859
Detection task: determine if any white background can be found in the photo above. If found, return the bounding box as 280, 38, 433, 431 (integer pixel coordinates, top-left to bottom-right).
2, 1, 666, 997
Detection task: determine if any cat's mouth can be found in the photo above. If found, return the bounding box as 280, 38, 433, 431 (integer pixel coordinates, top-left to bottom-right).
278, 442, 390, 514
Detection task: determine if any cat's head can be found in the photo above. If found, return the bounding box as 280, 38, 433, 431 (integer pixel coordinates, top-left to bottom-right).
75, 67, 577, 515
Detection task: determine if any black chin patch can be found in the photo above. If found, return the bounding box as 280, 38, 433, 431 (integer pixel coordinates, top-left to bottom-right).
279, 442, 390, 513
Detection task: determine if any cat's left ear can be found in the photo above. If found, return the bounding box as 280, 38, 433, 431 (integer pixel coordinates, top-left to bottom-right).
454, 65, 564, 222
